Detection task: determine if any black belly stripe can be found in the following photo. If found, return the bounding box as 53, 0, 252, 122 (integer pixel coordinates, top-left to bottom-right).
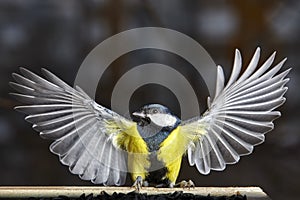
146, 167, 169, 185
142, 131, 170, 183
141, 123, 180, 184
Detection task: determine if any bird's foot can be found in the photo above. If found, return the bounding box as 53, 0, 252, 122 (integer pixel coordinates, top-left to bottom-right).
132, 176, 148, 192
175, 180, 195, 189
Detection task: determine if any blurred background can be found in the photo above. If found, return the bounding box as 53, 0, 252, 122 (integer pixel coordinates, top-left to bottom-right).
0, 0, 299, 200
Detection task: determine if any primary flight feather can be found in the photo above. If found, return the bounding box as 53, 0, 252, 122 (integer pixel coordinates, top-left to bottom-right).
10, 47, 290, 187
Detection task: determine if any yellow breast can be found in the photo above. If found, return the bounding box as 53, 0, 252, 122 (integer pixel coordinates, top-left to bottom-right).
114, 124, 150, 180
157, 126, 191, 183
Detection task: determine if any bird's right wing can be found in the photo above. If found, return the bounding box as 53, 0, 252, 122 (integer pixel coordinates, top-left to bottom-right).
179, 48, 290, 175
10, 68, 145, 185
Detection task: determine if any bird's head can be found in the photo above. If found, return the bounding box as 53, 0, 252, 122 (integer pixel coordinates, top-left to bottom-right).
132, 104, 179, 128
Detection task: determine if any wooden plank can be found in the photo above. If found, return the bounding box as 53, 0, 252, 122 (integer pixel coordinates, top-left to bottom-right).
0, 186, 271, 199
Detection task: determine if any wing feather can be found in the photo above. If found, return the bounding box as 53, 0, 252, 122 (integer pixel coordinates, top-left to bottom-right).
181, 48, 290, 174
235, 47, 260, 84
214, 66, 225, 99
10, 67, 138, 185
205, 133, 225, 170
212, 128, 240, 163
24, 108, 87, 123
225, 49, 242, 88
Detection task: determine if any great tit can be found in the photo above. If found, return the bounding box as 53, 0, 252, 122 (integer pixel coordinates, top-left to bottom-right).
10, 47, 290, 188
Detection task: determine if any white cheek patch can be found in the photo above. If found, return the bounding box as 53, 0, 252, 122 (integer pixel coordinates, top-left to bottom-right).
149, 113, 177, 127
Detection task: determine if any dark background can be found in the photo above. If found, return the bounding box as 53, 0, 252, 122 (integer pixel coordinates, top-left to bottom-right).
0, 1, 299, 200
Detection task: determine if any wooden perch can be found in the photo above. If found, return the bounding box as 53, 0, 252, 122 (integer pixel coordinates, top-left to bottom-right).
0, 186, 271, 199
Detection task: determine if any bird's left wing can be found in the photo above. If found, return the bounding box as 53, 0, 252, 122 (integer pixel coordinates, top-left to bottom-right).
10, 67, 138, 185
179, 48, 290, 175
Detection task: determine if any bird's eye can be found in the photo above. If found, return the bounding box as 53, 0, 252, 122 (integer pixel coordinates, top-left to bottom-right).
153, 109, 158, 114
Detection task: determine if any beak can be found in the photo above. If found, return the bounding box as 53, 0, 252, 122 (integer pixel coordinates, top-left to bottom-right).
132, 111, 146, 118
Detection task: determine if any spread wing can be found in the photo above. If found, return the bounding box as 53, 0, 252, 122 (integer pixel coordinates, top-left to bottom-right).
180, 47, 290, 175
10, 67, 137, 185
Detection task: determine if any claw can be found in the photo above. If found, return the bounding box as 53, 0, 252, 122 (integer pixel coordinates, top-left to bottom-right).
132, 176, 143, 192
187, 180, 195, 188
175, 180, 195, 189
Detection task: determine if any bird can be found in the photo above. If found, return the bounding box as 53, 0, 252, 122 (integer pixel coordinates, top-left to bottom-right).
10, 47, 290, 190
